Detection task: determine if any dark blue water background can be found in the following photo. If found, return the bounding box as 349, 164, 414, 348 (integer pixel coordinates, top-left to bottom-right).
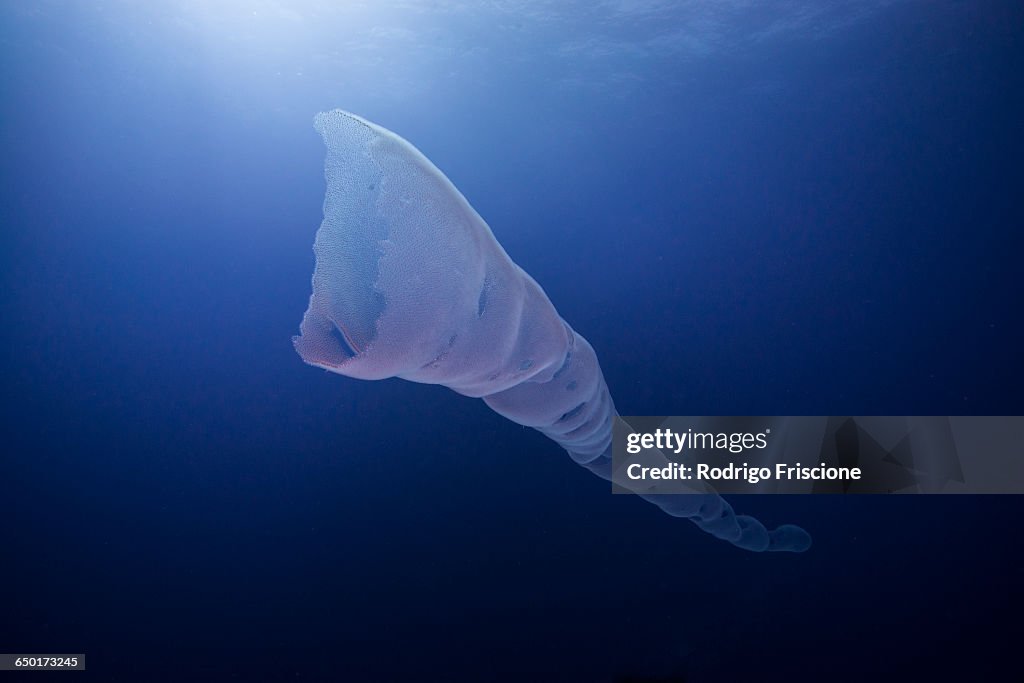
2, 2, 1022, 680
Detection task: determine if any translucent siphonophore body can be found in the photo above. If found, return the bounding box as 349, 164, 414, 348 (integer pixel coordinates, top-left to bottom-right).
294, 110, 810, 552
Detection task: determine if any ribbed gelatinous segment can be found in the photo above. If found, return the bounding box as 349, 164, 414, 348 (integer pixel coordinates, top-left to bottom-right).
295, 110, 810, 552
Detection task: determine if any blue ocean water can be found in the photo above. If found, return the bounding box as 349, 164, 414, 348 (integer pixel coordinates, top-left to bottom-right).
1, 1, 1022, 680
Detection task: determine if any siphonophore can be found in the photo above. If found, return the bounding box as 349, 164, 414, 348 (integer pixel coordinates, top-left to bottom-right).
294, 110, 811, 552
